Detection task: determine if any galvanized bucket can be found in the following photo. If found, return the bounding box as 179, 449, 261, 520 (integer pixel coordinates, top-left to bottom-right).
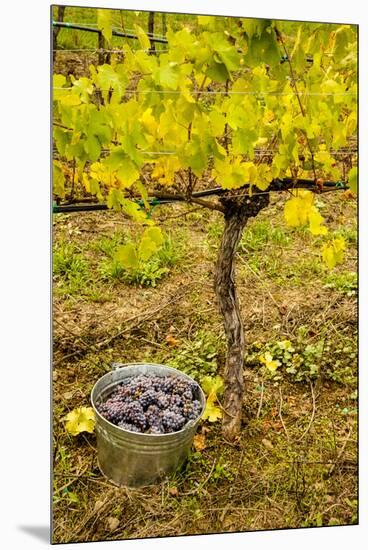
91, 362, 206, 488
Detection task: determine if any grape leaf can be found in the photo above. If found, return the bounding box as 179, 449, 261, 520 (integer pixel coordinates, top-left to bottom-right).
133, 24, 151, 50
322, 237, 346, 269
64, 407, 95, 436
115, 243, 139, 269
116, 158, 140, 188
202, 397, 222, 422
53, 161, 65, 198
348, 167, 357, 193
284, 190, 314, 227
97, 9, 112, 43
143, 226, 164, 246
308, 207, 328, 235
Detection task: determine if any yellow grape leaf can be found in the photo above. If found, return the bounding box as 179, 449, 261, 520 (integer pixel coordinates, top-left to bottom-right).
133, 24, 151, 50
201, 375, 224, 398
254, 164, 273, 191
322, 238, 346, 269
116, 158, 140, 188
151, 157, 181, 185
348, 167, 357, 194
202, 396, 222, 422
97, 9, 112, 43
139, 108, 158, 135
53, 161, 65, 198
115, 243, 139, 269
143, 226, 164, 246
64, 407, 95, 436
59, 92, 81, 106
138, 237, 158, 261
284, 190, 314, 227
308, 206, 328, 235
260, 352, 281, 373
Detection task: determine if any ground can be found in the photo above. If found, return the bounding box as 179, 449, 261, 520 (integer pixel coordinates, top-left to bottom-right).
52, 191, 357, 543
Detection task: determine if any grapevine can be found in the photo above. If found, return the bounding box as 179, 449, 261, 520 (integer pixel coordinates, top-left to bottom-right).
53, 13, 357, 440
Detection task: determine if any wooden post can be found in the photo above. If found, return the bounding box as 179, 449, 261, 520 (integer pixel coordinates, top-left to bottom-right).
52, 6, 66, 62
148, 12, 156, 55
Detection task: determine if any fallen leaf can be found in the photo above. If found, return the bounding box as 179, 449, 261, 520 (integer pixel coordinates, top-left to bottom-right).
193, 433, 206, 451
261, 438, 274, 450
63, 391, 74, 400
165, 334, 179, 347
278, 303, 287, 315
168, 487, 179, 497
94, 500, 105, 513
107, 517, 120, 532
202, 397, 222, 422
63, 406, 96, 436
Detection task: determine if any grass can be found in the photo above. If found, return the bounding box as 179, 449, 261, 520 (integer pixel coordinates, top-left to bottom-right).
53, 242, 90, 297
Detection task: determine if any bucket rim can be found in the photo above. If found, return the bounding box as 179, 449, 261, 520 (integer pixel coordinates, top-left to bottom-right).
90, 362, 206, 438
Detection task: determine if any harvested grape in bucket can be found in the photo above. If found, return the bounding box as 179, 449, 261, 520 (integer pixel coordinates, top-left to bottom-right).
97, 374, 202, 434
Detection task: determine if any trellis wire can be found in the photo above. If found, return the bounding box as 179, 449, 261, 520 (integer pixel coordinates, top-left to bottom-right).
53, 87, 355, 97
53, 48, 170, 53
52, 147, 356, 157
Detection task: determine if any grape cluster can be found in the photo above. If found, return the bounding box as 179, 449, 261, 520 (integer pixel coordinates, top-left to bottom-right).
97, 374, 202, 434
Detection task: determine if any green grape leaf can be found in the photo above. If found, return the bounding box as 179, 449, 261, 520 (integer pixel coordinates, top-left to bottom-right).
84, 134, 101, 162
107, 188, 124, 211
115, 243, 139, 269
155, 59, 180, 89
137, 227, 164, 261
206, 60, 229, 82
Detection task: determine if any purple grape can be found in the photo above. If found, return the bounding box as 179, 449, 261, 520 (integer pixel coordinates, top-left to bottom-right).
97, 373, 202, 433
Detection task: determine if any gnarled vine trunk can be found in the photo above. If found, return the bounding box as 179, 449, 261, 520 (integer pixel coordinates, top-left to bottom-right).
215, 194, 269, 441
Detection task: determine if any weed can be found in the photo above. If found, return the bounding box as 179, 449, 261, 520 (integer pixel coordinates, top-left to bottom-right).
167, 330, 224, 381
98, 232, 183, 287
323, 271, 357, 296
246, 329, 357, 385
239, 220, 291, 252
92, 231, 126, 257
53, 243, 90, 296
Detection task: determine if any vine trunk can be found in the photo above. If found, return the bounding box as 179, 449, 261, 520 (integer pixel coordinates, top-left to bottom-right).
215, 194, 269, 440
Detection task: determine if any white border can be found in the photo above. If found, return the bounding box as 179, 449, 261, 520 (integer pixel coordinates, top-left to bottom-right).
2, 1, 366, 548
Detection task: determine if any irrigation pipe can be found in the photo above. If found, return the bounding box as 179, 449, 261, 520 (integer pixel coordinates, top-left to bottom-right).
52, 179, 349, 214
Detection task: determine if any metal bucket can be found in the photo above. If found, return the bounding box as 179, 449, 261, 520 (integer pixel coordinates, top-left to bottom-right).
91, 363, 206, 488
